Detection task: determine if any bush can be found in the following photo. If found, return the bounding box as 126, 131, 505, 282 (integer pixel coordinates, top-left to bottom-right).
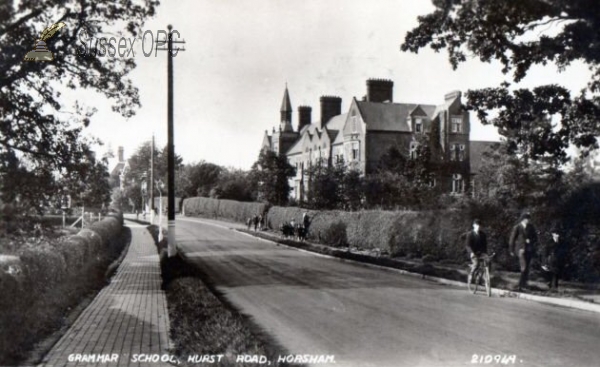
0, 210, 126, 364
183, 197, 268, 223
321, 221, 348, 247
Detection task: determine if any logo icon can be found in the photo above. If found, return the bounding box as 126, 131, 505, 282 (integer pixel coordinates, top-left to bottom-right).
23, 22, 66, 62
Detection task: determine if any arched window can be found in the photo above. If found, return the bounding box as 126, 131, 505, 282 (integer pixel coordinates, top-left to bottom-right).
410, 142, 418, 159
452, 174, 464, 194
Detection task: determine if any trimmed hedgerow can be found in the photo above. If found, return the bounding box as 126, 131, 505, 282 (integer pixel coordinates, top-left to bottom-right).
266, 206, 472, 262
0, 210, 126, 365
183, 197, 268, 223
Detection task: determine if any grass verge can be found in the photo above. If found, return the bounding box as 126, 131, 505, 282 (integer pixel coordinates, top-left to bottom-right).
146, 225, 297, 367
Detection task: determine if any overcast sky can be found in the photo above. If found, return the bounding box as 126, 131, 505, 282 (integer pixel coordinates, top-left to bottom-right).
80, 0, 592, 170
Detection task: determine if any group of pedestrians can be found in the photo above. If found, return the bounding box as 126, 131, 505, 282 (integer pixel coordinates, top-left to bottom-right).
281, 212, 311, 241
247, 214, 264, 231
465, 212, 568, 292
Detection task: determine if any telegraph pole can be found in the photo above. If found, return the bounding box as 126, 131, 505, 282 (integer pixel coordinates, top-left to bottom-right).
157, 25, 185, 257
150, 134, 155, 225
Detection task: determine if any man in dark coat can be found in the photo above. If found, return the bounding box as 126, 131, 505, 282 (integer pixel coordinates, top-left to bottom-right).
509, 212, 538, 291
542, 226, 568, 290
465, 219, 488, 282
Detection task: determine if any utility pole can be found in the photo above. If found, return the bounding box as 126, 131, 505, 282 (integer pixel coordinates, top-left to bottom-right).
150, 134, 155, 225
157, 25, 185, 257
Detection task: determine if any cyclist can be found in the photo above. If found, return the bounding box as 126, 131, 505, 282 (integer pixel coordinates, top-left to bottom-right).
465, 219, 488, 284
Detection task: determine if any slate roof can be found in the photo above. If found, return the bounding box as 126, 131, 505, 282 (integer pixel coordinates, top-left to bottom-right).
280, 87, 292, 113
287, 113, 348, 155
356, 101, 436, 132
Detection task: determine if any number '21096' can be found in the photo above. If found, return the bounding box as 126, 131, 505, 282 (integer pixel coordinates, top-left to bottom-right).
471, 354, 518, 364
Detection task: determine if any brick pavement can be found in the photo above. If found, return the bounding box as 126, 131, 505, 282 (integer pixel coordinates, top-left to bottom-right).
38, 223, 171, 367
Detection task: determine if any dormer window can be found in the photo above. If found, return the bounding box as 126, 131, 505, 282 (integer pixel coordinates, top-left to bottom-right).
415, 118, 423, 133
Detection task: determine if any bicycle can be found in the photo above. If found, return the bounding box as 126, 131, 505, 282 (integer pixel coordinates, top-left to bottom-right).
467, 253, 496, 297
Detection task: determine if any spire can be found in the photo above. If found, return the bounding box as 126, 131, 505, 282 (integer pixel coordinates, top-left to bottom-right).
280, 84, 293, 132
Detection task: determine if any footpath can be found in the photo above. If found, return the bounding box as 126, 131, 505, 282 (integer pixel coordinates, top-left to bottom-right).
37, 221, 171, 367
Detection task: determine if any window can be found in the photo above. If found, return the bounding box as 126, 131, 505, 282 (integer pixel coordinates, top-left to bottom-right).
451, 117, 462, 133
351, 142, 359, 161
450, 144, 460, 161
452, 174, 464, 194
459, 144, 465, 161
410, 142, 418, 159
415, 118, 423, 133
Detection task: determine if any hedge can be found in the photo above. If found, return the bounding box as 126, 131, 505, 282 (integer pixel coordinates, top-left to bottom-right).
183, 197, 268, 223
266, 207, 473, 262
0, 210, 126, 364
186, 195, 600, 283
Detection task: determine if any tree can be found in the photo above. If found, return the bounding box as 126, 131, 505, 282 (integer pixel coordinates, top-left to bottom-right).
0, 1, 158, 210
402, 0, 600, 161
120, 141, 182, 211
369, 139, 440, 210
249, 150, 295, 206
187, 161, 224, 197
59, 151, 112, 209
210, 168, 253, 202
306, 158, 345, 210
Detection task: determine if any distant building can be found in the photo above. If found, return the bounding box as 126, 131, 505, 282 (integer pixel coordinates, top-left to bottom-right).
110, 146, 129, 190
261, 78, 497, 201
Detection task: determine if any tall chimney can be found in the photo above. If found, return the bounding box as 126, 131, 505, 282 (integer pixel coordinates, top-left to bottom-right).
298, 106, 312, 132
366, 78, 394, 103
118, 146, 124, 162
319, 96, 342, 129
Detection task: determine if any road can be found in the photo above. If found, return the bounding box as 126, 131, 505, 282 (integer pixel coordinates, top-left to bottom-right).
175, 217, 600, 367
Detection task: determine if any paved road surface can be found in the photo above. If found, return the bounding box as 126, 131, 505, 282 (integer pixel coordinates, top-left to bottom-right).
175, 217, 600, 367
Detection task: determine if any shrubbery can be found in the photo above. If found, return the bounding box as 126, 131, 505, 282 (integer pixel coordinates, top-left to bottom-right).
267, 206, 471, 261
185, 187, 600, 284
0, 210, 126, 364
183, 197, 268, 223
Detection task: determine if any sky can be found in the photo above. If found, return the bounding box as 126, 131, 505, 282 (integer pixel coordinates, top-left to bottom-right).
77, 0, 592, 170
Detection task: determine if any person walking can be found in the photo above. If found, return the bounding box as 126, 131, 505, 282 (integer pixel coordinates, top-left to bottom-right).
509, 212, 538, 291
542, 226, 568, 291
465, 219, 488, 285
302, 212, 310, 236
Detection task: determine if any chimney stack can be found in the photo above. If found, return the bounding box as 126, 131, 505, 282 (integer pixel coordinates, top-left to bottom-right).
298, 106, 312, 131
118, 146, 124, 162
444, 90, 462, 102
366, 78, 394, 103
319, 96, 342, 129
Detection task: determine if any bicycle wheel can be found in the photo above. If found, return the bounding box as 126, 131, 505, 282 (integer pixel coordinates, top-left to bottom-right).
473, 271, 481, 294
467, 272, 474, 293
484, 266, 492, 297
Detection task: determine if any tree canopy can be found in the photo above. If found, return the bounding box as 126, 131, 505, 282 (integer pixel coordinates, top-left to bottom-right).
0, 0, 158, 210
249, 150, 295, 206
120, 141, 183, 211
402, 0, 600, 161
